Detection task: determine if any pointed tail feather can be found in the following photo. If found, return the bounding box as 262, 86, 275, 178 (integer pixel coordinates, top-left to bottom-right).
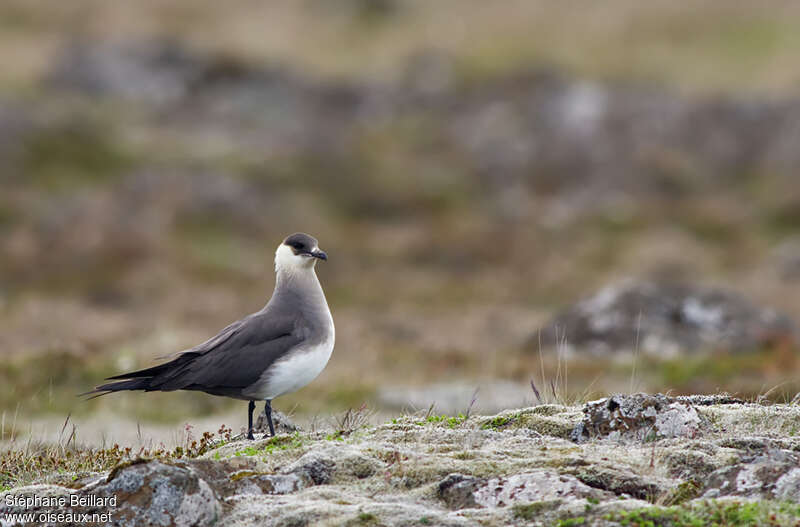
80, 352, 201, 399
103, 353, 200, 380
79, 378, 153, 400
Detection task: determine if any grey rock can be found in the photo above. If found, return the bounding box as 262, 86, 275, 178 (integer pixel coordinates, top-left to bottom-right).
573, 393, 703, 442
283, 444, 380, 484
437, 473, 485, 510
567, 464, 663, 501
47, 40, 211, 105
0, 460, 225, 527
472, 470, 608, 508
98, 460, 221, 527
703, 450, 800, 500
661, 450, 719, 479
537, 280, 798, 357
232, 473, 307, 496
289, 458, 335, 486
676, 394, 745, 406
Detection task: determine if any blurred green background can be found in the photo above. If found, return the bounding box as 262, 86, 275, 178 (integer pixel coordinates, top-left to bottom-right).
2, 0, 800, 444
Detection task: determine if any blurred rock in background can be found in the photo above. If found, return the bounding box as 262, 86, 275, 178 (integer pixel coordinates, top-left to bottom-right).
537, 280, 798, 358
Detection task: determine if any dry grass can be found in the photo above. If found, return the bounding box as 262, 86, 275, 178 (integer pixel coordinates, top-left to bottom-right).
2, 1, 800, 94
0, 414, 235, 490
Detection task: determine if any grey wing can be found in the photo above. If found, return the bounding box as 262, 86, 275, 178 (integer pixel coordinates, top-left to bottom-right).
150, 311, 303, 393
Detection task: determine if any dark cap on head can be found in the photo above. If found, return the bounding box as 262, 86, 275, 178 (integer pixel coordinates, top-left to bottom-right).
283, 233, 327, 260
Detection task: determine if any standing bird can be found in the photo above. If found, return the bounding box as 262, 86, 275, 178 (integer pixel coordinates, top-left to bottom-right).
85, 233, 334, 439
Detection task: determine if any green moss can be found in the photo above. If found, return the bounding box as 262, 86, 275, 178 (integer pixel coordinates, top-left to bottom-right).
513, 501, 552, 521
105, 458, 152, 482
419, 413, 468, 429
326, 431, 346, 441
345, 512, 379, 526
556, 518, 585, 527
531, 405, 570, 416
518, 414, 579, 439
481, 414, 515, 430
606, 499, 800, 527
662, 480, 702, 506
229, 470, 269, 482
263, 433, 305, 454
230, 434, 304, 458
233, 446, 260, 457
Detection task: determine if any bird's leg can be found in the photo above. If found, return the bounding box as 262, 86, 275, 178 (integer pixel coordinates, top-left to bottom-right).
265, 400, 275, 437
247, 400, 255, 440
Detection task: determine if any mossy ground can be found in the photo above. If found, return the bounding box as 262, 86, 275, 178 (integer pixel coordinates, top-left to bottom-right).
3, 403, 800, 526
604, 499, 800, 527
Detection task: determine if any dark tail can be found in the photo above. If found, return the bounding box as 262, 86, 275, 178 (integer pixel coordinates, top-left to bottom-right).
80, 352, 200, 399
80, 378, 153, 400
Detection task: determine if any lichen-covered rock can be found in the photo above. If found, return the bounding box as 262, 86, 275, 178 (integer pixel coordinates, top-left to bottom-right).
568, 464, 664, 500
480, 405, 583, 439
660, 449, 719, 479
0, 460, 224, 527
703, 450, 800, 500
231, 473, 308, 496
473, 470, 608, 508
284, 444, 380, 483
676, 394, 746, 406
573, 393, 703, 442
92, 460, 222, 526
437, 473, 485, 509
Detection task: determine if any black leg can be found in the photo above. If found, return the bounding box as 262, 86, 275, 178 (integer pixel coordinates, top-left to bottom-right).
247, 400, 255, 440
265, 400, 275, 437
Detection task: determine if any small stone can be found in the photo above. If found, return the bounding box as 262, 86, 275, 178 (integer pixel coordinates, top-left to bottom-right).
437, 473, 485, 510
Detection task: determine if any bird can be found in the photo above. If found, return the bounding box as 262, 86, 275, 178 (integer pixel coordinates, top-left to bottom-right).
84, 233, 335, 440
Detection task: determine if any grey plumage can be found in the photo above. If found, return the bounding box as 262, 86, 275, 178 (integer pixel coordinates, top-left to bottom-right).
84, 233, 334, 439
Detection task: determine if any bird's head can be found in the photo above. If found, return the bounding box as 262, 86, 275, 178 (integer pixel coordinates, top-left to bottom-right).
275, 233, 328, 273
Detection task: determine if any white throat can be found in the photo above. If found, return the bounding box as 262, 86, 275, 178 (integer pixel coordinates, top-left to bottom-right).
274, 243, 317, 277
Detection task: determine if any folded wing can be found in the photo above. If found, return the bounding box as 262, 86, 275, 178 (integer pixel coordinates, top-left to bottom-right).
85, 311, 301, 398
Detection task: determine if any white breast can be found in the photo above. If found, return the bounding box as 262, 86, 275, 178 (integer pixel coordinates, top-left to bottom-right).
244, 327, 335, 401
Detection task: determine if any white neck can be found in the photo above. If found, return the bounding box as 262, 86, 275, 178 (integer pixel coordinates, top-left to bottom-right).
274, 243, 320, 288
270, 244, 330, 322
